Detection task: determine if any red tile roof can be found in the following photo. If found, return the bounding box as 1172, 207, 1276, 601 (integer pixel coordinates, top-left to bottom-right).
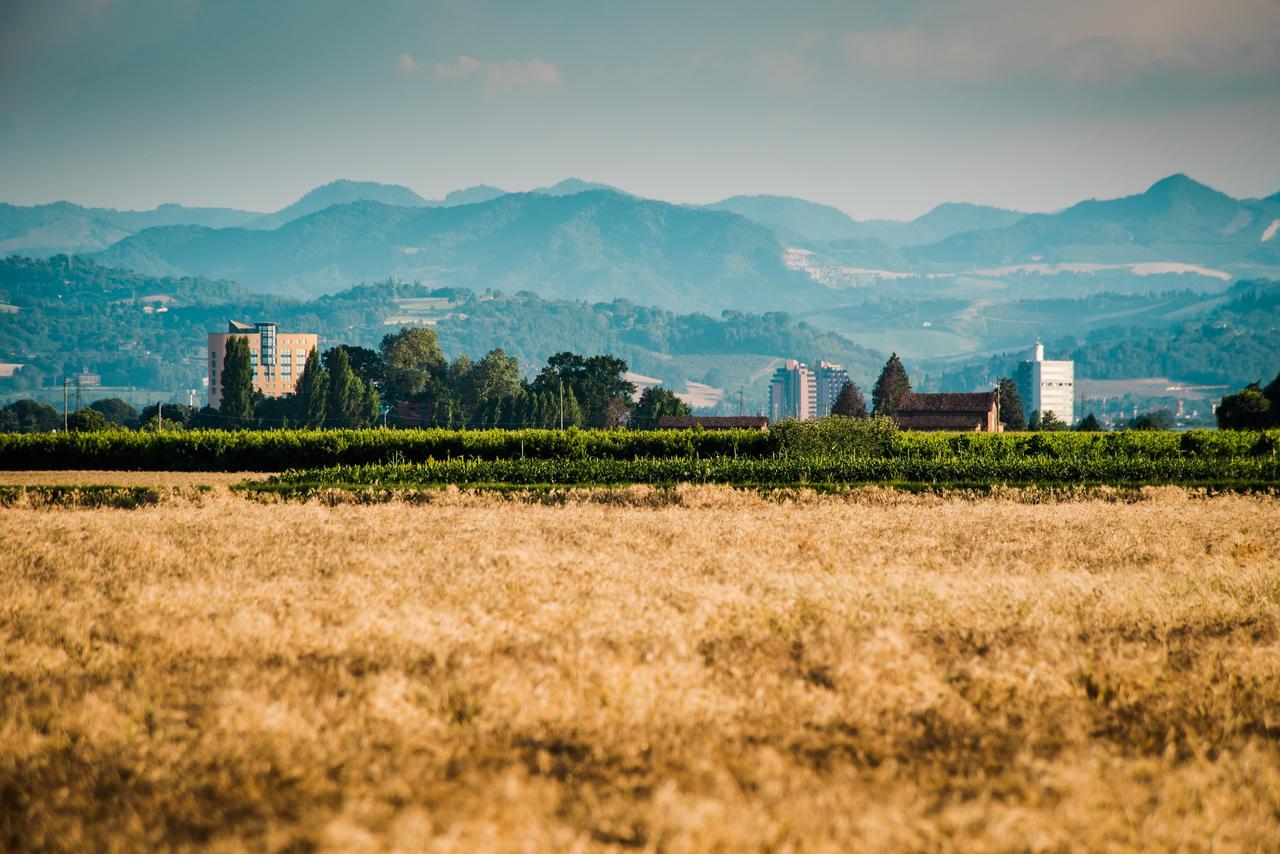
898, 391, 997, 413
657, 416, 769, 430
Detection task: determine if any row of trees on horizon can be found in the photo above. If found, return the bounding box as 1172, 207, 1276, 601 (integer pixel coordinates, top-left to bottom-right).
3, 334, 1278, 433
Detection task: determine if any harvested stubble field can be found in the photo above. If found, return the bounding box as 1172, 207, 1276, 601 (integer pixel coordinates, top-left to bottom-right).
3, 488, 1280, 850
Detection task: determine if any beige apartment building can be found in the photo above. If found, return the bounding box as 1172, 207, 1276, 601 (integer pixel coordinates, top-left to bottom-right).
207, 320, 318, 408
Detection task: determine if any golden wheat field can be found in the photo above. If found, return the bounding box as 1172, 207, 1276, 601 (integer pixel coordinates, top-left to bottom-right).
3, 486, 1280, 851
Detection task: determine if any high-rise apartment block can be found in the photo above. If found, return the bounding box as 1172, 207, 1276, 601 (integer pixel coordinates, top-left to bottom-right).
207, 321, 318, 408
1014, 341, 1075, 425
769, 359, 816, 422
769, 359, 854, 422
814, 361, 851, 417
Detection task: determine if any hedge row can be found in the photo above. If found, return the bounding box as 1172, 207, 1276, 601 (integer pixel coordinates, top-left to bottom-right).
0, 427, 770, 471
263, 454, 1280, 490
1, 426, 1277, 472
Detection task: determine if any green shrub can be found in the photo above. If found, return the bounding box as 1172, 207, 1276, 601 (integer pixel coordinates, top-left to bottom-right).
771, 416, 898, 458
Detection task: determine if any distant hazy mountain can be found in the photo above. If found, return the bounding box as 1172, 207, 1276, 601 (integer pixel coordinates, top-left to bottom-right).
93, 190, 816, 312
532, 178, 624, 196
438, 185, 508, 206
911, 174, 1280, 266
0, 201, 261, 256
705, 195, 862, 242
706, 195, 1025, 246
0, 178, 637, 256
863, 203, 1027, 247
246, 179, 431, 230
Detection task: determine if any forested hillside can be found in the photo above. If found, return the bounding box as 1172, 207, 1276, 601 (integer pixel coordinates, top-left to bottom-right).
0, 257, 880, 406
925, 279, 1280, 391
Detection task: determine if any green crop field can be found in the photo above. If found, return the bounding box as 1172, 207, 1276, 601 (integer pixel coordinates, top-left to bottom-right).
2, 421, 1278, 493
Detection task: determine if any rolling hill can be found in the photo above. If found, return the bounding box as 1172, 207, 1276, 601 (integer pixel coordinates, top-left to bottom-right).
0, 256, 881, 409
0, 201, 263, 256
245, 179, 431, 230
92, 190, 819, 312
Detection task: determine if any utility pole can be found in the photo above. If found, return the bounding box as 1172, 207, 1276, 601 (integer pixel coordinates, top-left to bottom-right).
737, 387, 745, 417
74, 374, 82, 413
559, 379, 564, 430
158, 403, 163, 431
63, 377, 69, 431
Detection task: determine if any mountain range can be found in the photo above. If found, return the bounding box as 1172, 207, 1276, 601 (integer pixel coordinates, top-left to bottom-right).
907, 174, 1280, 267
0, 178, 622, 256
76, 174, 1277, 309
6, 174, 1276, 288
93, 190, 812, 312
705, 195, 1025, 245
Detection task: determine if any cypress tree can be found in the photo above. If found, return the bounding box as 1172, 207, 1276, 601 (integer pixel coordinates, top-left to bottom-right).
871, 353, 911, 419
219, 336, 255, 427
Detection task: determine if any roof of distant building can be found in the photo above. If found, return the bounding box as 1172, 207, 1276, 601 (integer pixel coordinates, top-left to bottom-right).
897, 412, 991, 430
657, 415, 768, 430
898, 391, 997, 414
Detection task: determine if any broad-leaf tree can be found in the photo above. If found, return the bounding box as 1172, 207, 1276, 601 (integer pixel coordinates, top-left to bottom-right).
632, 386, 691, 429
380, 327, 446, 403
1216, 383, 1273, 430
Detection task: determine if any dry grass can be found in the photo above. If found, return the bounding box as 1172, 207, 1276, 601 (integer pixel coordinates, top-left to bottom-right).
2, 489, 1280, 851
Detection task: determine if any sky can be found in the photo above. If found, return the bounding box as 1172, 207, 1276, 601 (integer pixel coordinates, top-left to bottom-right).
1, 0, 1279, 220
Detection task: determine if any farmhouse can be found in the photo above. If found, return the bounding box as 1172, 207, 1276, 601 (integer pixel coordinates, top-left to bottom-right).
896, 391, 1002, 432
658, 415, 769, 431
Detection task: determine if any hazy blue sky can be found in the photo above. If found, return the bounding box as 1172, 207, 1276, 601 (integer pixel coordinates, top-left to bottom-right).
2, 0, 1278, 219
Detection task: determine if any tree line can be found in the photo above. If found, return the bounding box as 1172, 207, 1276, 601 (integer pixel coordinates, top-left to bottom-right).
0, 326, 696, 433
1215, 372, 1280, 430
216, 327, 692, 430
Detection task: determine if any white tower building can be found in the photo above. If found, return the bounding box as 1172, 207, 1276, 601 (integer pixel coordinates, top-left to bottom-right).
1016, 341, 1075, 425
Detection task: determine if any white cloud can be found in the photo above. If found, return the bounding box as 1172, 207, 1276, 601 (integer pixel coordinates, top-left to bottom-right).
432, 55, 563, 94
396, 52, 420, 72
842, 0, 1280, 84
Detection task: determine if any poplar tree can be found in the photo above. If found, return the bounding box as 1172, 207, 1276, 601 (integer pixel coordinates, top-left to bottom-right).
295, 348, 329, 427
996, 377, 1026, 431
362, 383, 382, 427
219, 336, 255, 426
325, 347, 364, 427
562, 387, 583, 428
